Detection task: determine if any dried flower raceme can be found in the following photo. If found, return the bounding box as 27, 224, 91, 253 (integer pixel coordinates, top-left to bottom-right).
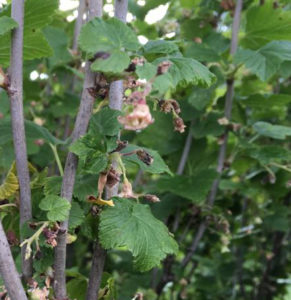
173, 117, 186, 133
42, 227, 58, 248
110, 140, 128, 153
136, 149, 154, 166
143, 194, 160, 203
157, 61, 172, 75
119, 179, 138, 199
118, 103, 154, 131
106, 167, 121, 188
160, 99, 181, 114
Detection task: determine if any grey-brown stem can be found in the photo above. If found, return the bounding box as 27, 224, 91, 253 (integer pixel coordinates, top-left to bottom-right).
0, 221, 28, 300
9, 0, 32, 280
53, 1, 103, 299
85, 1, 128, 299
181, 0, 243, 268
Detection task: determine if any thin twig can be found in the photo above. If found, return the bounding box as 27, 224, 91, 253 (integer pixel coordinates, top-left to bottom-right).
9, 0, 32, 280
0, 220, 28, 300
53, 1, 103, 299
181, 0, 243, 269
86, 2, 128, 299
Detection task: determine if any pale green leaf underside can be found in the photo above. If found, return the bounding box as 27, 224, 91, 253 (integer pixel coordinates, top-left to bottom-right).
235, 41, 291, 81
99, 198, 178, 271
253, 121, 291, 140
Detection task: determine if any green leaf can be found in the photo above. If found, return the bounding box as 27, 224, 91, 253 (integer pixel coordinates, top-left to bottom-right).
84, 151, 108, 174
235, 41, 291, 81
253, 121, 291, 140
185, 42, 220, 62
191, 112, 224, 138
90, 107, 122, 136
0, 16, 17, 36
242, 3, 291, 49
99, 198, 178, 271
79, 17, 139, 73
91, 50, 130, 74
121, 144, 172, 175
39, 195, 71, 222
157, 169, 218, 203
24, 0, 58, 32
143, 40, 180, 55
246, 145, 291, 165
69, 201, 85, 230
154, 57, 216, 88
136, 62, 157, 80
241, 94, 291, 108
43, 26, 72, 68
44, 174, 99, 201
0, 0, 57, 65
0, 119, 64, 146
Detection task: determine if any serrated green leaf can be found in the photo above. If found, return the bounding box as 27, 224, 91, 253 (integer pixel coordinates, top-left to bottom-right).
242, 3, 291, 49
154, 57, 216, 88
246, 145, 291, 165
43, 26, 72, 68
0, 16, 17, 36
84, 151, 108, 174
69, 201, 85, 230
90, 107, 122, 136
136, 62, 157, 80
253, 121, 291, 140
91, 50, 130, 74
191, 112, 224, 138
24, 0, 58, 32
79, 17, 139, 74
44, 174, 99, 201
185, 42, 220, 62
121, 144, 172, 175
0, 0, 57, 65
79, 18, 139, 54
99, 198, 178, 271
235, 41, 291, 81
39, 195, 71, 222
143, 40, 179, 55
157, 169, 218, 203
241, 94, 291, 108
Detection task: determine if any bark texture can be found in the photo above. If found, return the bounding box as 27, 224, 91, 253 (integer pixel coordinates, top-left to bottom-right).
0, 221, 28, 300
9, 0, 32, 280
53, 1, 103, 299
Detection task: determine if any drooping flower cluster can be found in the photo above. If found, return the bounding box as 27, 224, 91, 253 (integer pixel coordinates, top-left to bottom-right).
159, 98, 186, 133
118, 58, 173, 131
